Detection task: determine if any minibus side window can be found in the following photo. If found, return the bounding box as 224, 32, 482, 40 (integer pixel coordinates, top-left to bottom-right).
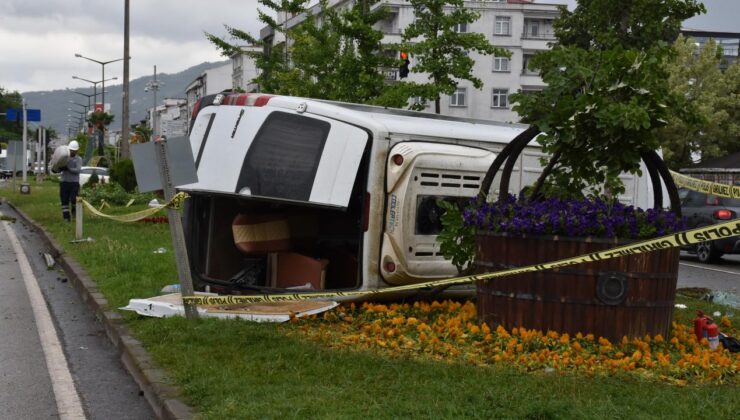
415, 195, 471, 235
236, 112, 330, 201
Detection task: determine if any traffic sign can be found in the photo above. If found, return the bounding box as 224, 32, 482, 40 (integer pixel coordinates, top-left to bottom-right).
27, 109, 41, 121
4, 108, 41, 122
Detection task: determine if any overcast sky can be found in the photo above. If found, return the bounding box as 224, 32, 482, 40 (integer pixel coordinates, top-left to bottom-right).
0, 0, 263, 93
1, 0, 735, 94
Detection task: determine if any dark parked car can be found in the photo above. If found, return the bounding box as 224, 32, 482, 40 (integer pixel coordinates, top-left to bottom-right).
679, 188, 740, 263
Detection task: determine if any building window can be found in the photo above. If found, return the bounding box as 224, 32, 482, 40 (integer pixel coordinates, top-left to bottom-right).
529, 21, 539, 37
522, 54, 539, 75
495, 16, 511, 35
412, 96, 429, 108
491, 89, 509, 108
493, 56, 510, 72
450, 88, 467, 107
454, 23, 468, 33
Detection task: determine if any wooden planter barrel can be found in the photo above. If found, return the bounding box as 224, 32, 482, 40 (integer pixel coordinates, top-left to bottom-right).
475, 232, 680, 342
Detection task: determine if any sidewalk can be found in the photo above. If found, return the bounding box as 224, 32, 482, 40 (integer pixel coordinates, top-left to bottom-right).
4, 199, 195, 420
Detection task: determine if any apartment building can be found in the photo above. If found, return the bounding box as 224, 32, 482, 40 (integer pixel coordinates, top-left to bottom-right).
185, 63, 232, 119
258, 0, 560, 122
230, 46, 262, 92
681, 29, 739, 71
380, 0, 560, 121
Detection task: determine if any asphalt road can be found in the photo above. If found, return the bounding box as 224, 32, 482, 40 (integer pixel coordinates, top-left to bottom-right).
0, 200, 154, 420
678, 251, 740, 294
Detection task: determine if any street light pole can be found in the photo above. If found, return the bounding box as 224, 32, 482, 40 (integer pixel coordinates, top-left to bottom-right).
122, 0, 131, 159
75, 53, 124, 113
72, 76, 117, 111
145, 66, 162, 139
68, 89, 99, 112
69, 101, 90, 117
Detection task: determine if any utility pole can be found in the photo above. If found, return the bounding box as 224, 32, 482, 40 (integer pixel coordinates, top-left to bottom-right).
145, 66, 162, 139
20, 98, 30, 194
121, 0, 131, 159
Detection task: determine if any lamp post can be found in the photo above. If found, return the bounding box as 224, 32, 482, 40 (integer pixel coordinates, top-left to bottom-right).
67, 88, 101, 111
75, 53, 124, 114
68, 101, 90, 116
72, 76, 117, 111
144, 65, 163, 138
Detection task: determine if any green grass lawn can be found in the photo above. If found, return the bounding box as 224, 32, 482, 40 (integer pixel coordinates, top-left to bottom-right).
3, 180, 739, 419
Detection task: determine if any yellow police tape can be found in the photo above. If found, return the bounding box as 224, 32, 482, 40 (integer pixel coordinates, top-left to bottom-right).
182, 173, 738, 305
183, 218, 740, 305
79, 192, 189, 223
670, 170, 740, 199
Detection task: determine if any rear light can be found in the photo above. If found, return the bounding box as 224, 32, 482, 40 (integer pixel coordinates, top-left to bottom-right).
385, 260, 396, 273
713, 209, 734, 220
392, 154, 404, 166
191, 99, 202, 120
254, 95, 272, 107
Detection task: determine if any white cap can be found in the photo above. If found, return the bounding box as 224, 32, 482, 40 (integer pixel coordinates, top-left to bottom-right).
69, 140, 80, 151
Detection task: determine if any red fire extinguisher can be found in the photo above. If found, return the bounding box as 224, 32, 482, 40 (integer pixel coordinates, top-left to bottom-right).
706, 320, 720, 350
694, 310, 709, 342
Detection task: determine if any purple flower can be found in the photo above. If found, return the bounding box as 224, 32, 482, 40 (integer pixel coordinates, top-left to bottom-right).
464, 196, 687, 240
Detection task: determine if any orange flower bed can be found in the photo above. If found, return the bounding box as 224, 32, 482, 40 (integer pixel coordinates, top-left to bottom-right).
291, 300, 740, 385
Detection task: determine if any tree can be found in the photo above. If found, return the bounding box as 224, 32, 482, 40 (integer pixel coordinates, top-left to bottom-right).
206, 0, 310, 93
277, 0, 391, 102
87, 111, 114, 156
660, 36, 740, 168
511, 0, 705, 197
0, 87, 23, 142
397, 0, 509, 113
207, 0, 391, 105
131, 123, 152, 144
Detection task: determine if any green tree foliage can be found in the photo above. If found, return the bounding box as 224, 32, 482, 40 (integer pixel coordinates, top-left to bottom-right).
131, 122, 152, 143
205, 0, 310, 93
278, 0, 391, 102
511, 0, 705, 197
207, 0, 391, 104
396, 0, 509, 113
87, 111, 114, 157
0, 87, 23, 141
110, 159, 137, 192
660, 36, 740, 168
74, 132, 89, 160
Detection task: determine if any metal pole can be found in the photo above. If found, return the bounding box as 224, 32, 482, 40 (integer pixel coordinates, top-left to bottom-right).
75, 199, 83, 240
20, 99, 29, 193
35, 127, 41, 182
154, 139, 198, 319
121, 0, 131, 160
153, 66, 158, 138
102, 65, 106, 113
42, 128, 47, 176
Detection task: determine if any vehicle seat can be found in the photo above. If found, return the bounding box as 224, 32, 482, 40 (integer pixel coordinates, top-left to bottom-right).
232, 214, 327, 290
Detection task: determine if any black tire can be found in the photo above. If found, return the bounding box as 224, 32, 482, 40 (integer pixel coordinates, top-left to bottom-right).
695, 240, 722, 263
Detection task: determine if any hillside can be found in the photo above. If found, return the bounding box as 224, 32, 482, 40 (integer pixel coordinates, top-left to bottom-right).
21, 60, 230, 138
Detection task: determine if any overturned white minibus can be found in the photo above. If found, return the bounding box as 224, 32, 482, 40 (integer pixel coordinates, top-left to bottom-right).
180, 93, 656, 298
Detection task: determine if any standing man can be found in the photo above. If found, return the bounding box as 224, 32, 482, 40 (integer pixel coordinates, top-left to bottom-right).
60, 140, 82, 222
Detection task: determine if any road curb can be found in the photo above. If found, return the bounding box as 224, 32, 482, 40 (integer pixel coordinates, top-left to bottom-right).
7, 201, 196, 420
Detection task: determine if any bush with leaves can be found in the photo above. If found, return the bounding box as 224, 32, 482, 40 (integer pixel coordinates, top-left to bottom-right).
110, 159, 137, 192
80, 181, 155, 207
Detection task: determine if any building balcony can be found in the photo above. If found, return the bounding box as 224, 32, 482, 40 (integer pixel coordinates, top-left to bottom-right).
521, 31, 556, 40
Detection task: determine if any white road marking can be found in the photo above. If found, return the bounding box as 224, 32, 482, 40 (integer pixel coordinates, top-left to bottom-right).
2, 218, 87, 420
680, 262, 740, 276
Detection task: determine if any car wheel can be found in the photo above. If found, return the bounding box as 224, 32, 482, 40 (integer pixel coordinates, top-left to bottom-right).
695, 241, 722, 263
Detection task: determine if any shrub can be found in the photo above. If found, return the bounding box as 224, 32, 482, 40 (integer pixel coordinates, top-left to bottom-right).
88, 171, 100, 186
110, 159, 137, 192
